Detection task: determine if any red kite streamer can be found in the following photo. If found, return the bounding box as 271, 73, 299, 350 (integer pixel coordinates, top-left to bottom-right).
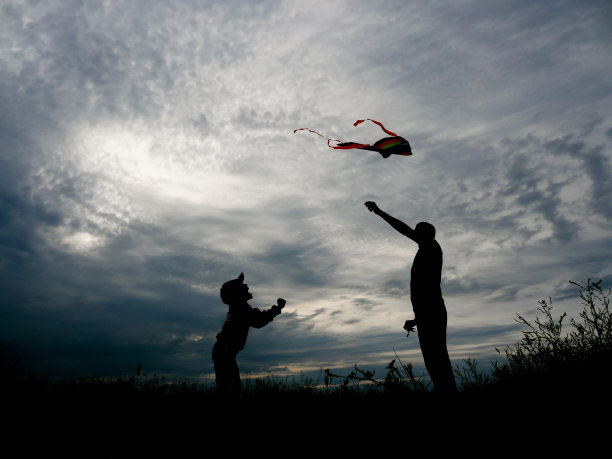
294, 119, 412, 158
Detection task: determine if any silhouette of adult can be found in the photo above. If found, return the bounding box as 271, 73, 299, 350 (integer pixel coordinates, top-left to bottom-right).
212, 272, 286, 395
364, 201, 457, 393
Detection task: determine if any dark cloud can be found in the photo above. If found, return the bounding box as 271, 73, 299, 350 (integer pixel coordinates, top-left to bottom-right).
351, 297, 378, 311
449, 323, 522, 346
543, 130, 612, 221
504, 153, 578, 241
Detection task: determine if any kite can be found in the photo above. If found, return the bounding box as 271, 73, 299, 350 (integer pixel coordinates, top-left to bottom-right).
293, 118, 412, 159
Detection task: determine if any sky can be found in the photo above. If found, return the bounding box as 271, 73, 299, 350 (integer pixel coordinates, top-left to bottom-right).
1, 0, 611, 386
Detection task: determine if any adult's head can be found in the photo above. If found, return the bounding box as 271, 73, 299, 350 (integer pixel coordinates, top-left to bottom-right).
415, 222, 436, 241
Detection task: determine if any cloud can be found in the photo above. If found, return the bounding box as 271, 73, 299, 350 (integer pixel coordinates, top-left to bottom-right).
545, 133, 612, 221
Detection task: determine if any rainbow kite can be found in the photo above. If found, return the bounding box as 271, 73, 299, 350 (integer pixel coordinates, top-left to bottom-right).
294, 119, 412, 159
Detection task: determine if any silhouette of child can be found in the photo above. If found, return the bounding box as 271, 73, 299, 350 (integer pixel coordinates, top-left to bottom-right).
212, 272, 286, 395
365, 201, 457, 393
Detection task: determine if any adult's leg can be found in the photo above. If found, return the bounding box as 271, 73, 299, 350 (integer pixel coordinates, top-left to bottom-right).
417, 306, 457, 393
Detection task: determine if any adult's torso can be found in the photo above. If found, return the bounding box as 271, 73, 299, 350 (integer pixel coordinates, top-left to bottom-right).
410, 239, 443, 307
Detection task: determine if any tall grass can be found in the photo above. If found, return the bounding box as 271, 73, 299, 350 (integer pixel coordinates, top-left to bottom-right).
488, 278, 611, 394
324, 278, 611, 396
323, 351, 427, 393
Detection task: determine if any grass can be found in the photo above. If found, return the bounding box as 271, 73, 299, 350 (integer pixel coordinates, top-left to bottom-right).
2, 279, 611, 453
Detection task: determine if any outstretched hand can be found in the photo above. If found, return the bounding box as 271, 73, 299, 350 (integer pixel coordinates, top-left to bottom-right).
277, 298, 286, 310
364, 201, 380, 214
404, 319, 417, 337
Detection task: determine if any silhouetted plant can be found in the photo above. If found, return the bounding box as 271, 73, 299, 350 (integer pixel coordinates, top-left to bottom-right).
0, 347, 49, 394
323, 350, 426, 392
454, 358, 490, 391
567, 279, 612, 352
241, 372, 319, 396
492, 278, 611, 391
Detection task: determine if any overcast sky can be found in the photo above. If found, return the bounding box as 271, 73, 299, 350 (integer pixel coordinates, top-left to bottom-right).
1, 0, 611, 385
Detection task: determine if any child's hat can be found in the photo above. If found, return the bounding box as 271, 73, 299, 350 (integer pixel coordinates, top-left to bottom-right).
220, 272, 245, 304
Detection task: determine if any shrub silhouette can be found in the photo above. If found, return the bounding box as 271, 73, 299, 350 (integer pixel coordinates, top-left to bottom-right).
489, 278, 611, 393
323, 278, 611, 396
323, 350, 427, 393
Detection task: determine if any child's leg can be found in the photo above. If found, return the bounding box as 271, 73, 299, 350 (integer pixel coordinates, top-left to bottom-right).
212, 340, 241, 394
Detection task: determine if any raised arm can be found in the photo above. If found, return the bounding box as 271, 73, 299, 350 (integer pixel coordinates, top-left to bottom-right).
364, 201, 418, 242
249, 298, 286, 329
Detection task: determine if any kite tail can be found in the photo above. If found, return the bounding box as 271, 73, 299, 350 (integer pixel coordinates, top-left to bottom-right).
293, 127, 349, 148
293, 127, 327, 138
353, 119, 398, 137
330, 118, 397, 149
294, 118, 401, 151
331, 141, 371, 150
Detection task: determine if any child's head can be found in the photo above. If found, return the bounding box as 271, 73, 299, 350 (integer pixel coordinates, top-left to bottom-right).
220, 272, 252, 305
